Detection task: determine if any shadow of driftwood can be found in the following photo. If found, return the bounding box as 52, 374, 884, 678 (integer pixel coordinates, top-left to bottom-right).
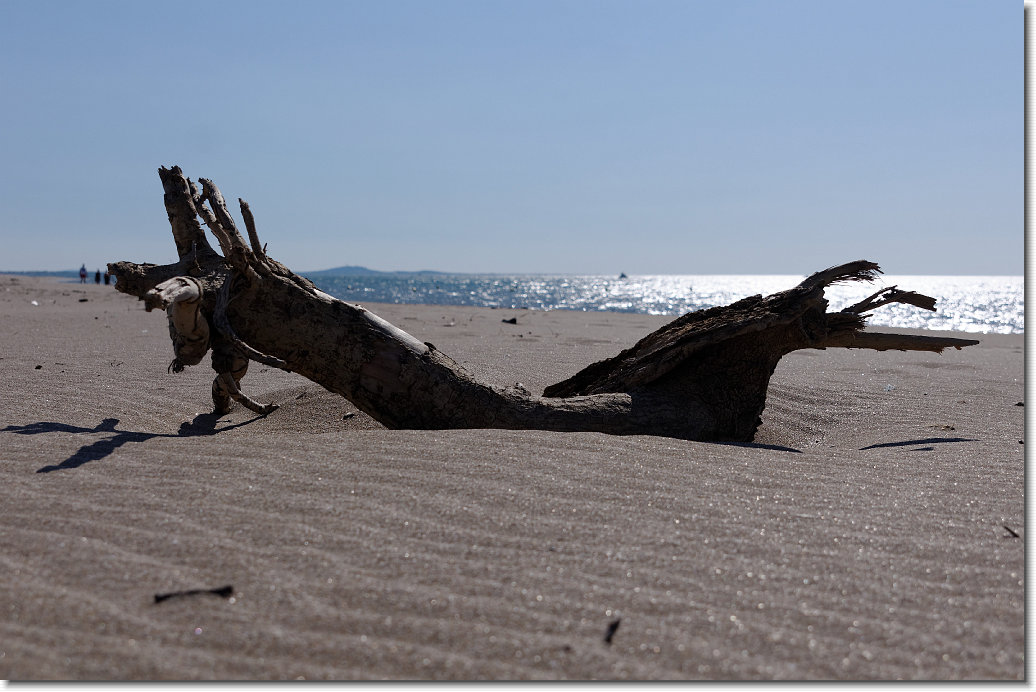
1, 414, 263, 473
859, 437, 977, 451
716, 441, 802, 454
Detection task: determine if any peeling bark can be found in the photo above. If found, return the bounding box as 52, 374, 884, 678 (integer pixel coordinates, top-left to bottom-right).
109, 166, 978, 441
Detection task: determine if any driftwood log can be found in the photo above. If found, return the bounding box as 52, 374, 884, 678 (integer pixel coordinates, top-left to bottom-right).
109, 166, 978, 442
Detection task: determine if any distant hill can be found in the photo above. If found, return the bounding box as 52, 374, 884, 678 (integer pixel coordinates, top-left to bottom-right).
2, 266, 451, 279
304, 266, 448, 277
304, 265, 386, 276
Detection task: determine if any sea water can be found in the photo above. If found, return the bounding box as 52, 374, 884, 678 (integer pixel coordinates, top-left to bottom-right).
306, 273, 1023, 335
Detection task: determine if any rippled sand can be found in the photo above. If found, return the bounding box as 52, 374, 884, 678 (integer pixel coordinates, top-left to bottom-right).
0, 275, 1024, 680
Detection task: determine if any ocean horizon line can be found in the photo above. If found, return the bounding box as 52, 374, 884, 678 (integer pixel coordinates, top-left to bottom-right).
0, 267, 1023, 279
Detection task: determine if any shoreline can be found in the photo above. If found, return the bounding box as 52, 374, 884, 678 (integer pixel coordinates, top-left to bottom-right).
4, 271, 1022, 334
0, 274, 1024, 680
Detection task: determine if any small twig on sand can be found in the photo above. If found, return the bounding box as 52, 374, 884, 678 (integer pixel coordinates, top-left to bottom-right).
154, 585, 234, 604
603, 618, 621, 645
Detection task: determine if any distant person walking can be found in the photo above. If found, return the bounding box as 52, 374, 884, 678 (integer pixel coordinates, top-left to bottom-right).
103, 270, 111, 285
94, 269, 101, 284
79, 264, 87, 283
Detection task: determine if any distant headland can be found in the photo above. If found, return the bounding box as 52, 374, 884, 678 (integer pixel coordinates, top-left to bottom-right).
0, 266, 447, 279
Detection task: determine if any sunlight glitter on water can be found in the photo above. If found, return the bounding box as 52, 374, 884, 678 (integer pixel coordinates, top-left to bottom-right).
309, 274, 1022, 334
823, 276, 1023, 334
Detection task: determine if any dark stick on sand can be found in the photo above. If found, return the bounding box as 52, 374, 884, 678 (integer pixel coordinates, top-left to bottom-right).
603, 618, 621, 645
154, 585, 234, 604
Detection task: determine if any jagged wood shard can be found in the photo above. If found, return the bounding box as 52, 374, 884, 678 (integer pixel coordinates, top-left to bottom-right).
109, 166, 979, 441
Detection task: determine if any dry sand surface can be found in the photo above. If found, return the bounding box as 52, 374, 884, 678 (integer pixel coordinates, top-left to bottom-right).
0, 274, 1024, 681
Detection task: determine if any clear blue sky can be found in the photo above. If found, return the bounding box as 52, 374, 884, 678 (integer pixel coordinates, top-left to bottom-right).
0, 0, 1021, 275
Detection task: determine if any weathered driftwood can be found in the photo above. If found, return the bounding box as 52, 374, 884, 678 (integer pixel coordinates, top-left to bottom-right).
109, 166, 979, 442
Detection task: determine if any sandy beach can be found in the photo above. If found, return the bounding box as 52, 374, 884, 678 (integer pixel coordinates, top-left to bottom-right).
0, 274, 1023, 681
